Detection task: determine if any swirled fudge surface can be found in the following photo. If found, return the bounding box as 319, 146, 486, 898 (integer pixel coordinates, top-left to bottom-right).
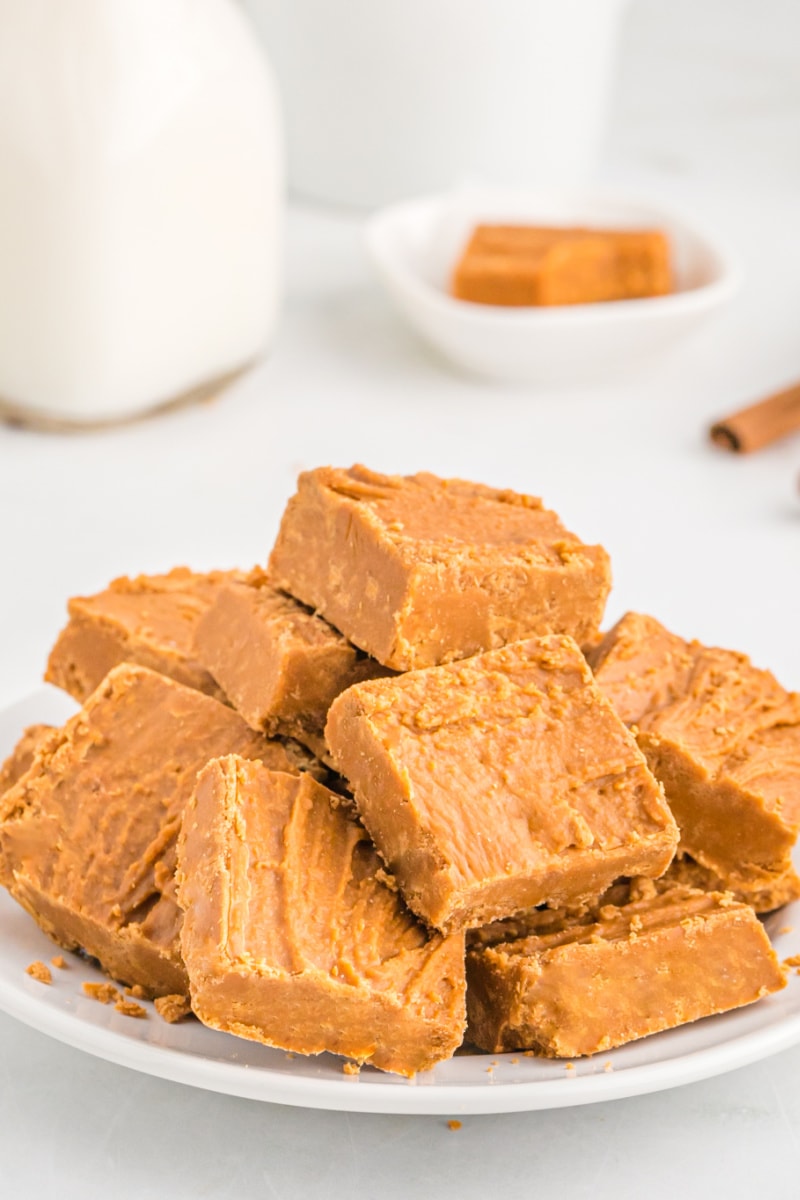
268, 465, 611, 671
193, 569, 388, 762
0, 664, 301, 997
177, 757, 466, 1076
466, 879, 786, 1056
590, 612, 800, 895
326, 635, 678, 933
45, 566, 245, 704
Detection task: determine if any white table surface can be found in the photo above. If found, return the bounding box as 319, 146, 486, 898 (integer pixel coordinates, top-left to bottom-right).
1, 0, 799, 1195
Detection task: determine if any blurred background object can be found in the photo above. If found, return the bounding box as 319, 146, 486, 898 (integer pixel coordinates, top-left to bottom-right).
243, 0, 632, 208
364, 186, 740, 384
710, 380, 800, 453
0, 0, 283, 428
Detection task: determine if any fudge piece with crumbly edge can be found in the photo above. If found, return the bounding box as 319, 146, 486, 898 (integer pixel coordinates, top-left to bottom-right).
326, 635, 677, 933
466, 879, 786, 1056
589, 612, 800, 892
268, 465, 611, 672
193, 569, 389, 763
177, 757, 466, 1077
0, 724, 54, 798
0, 664, 303, 997
45, 566, 247, 704
661, 854, 800, 914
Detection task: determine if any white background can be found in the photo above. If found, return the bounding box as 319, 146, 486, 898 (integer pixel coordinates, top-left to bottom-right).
1, 0, 799, 1195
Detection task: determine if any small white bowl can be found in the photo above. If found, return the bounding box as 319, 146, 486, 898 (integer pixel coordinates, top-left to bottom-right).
364, 186, 742, 385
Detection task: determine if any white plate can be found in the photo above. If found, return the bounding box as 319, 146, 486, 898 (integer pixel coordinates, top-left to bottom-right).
0, 687, 798, 1115
365, 185, 742, 385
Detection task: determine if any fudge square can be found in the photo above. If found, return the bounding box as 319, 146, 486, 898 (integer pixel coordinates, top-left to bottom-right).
451, 225, 672, 308
0, 664, 301, 997
177, 757, 466, 1076
193, 569, 388, 762
326, 635, 678, 933
268, 465, 611, 672
466, 878, 786, 1057
589, 612, 800, 895
45, 566, 245, 704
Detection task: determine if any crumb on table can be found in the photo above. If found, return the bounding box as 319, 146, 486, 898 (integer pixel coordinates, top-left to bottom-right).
26, 961, 52, 985
51, 955, 67, 970
447, 1120, 462, 1131
342, 1061, 360, 1076
83, 981, 120, 1004
154, 994, 192, 1024
124, 984, 148, 1000
783, 954, 800, 968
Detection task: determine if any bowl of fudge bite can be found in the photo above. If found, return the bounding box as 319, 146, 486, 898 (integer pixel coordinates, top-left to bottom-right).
0, 464, 794, 1077
365, 187, 742, 385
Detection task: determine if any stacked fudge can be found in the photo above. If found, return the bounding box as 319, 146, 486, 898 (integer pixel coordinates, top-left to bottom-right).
1, 465, 795, 1074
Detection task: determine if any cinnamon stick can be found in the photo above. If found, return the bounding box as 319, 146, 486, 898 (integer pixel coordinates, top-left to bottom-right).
710, 381, 800, 453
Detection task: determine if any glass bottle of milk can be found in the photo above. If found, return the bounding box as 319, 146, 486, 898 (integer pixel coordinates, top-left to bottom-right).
0, 0, 282, 426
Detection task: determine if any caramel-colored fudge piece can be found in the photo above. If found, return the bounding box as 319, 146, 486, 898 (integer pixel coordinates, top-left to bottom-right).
177, 757, 466, 1076
0, 724, 54, 797
661, 854, 800, 914
269, 466, 611, 672
193, 569, 388, 762
326, 636, 677, 933
45, 567, 246, 704
0, 665, 301, 996
466, 881, 786, 1056
590, 612, 800, 890
451, 224, 672, 307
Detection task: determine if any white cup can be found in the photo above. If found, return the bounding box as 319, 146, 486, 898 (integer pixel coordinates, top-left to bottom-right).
243, 0, 631, 209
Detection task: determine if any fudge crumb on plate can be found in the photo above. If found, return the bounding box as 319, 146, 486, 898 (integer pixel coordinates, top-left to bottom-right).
26, 961, 51, 985
154, 994, 192, 1024
115, 998, 148, 1019
83, 981, 120, 1005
